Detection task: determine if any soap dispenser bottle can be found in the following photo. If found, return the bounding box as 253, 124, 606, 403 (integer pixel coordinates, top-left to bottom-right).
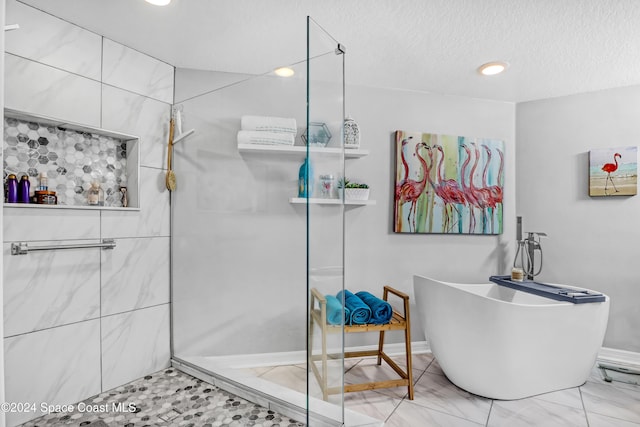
298, 158, 314, 197
88, 181, 104, 206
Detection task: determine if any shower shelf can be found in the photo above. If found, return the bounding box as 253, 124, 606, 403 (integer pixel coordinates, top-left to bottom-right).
3, 108, 140, 209
239, 144, 373, 206
238, 143, 369, 158
3, 203, 139, 211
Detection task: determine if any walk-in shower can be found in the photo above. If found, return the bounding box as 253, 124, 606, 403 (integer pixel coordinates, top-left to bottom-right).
170, 17, 362, 426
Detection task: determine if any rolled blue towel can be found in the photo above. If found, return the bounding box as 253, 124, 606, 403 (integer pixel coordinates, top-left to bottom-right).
336, 289, 371, 325
325, 295, 350, 325
355, 291, 393, 325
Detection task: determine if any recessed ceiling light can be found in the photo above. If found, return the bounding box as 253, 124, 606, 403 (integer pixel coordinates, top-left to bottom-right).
478, 61, 508, 76
274, 67, 295, 77
145, 0, 171, 6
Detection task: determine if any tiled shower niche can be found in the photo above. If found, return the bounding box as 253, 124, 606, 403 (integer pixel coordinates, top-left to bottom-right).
3, 109, 139, 209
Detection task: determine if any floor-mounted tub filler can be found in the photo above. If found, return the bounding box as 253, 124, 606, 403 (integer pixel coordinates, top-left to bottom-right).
413, 275, 610, 400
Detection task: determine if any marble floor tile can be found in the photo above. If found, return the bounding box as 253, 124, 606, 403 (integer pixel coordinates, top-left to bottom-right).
532, 386, 583, 410
343, 357, 421, 400
254, 363, 344, 405
258, 365, 308, 395
587, 411, 640, 427
488, 398, 588, 427
388, 352, 435, 373
185, 357, 640, 427
581, 379, 640, 423
237, 366, 276, 378
410, 372, 492, 425
343, 389, 402, 423
311, 357, 362, 374
350, 356, 424, 378
426, 357, 446, 376
385, 400, 484, 427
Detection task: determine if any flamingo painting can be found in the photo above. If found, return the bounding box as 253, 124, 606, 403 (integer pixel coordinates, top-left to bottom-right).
589, 147, 637, 197
482, 144, 504, 233
394, 135, 414, 199
394, 130, 504, 234
602, 152, 621, 194
395, 140, 430, 232
432, 144, 466, 232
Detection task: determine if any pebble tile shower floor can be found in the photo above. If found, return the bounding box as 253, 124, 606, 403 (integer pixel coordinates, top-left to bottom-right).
20, 369, 305, 427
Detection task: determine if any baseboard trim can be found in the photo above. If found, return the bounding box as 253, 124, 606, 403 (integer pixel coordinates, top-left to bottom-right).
206, 341, 431, 369
598, 347, 640, 369
199, 342, 636, 371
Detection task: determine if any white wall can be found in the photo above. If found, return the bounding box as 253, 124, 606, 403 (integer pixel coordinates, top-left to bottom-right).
344, 85, 516, 346
3, 2, 171, 425
172, 69, 310, 358
517, 85, 640, 353
171, 67, 516, 357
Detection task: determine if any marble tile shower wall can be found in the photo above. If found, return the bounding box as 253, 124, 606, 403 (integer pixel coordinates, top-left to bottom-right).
3, 1, 173, 426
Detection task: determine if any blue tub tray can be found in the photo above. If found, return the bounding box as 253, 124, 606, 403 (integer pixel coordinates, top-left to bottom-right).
489, 275, 606, 304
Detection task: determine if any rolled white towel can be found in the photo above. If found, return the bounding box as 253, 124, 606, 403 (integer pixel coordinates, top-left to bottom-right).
237, 130, 295, 146
241, 115, 297, 134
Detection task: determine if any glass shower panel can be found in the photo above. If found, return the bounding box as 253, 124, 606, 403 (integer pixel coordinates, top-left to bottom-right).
170, 16, 347, 426
171, 69, 308, 360
306, 17, 346, 424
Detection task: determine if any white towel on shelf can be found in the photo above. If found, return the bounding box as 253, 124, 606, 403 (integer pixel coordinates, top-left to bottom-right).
237, 130, 295, 146
241, 115, 297, 134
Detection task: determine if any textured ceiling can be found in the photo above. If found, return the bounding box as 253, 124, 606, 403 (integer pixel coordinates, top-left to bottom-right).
18, 0, 640, 102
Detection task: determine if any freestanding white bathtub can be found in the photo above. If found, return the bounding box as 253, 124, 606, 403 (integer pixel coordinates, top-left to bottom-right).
413, 275, 610, 400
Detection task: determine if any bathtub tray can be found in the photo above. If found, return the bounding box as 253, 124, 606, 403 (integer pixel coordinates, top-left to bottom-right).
489, 276, 606, 304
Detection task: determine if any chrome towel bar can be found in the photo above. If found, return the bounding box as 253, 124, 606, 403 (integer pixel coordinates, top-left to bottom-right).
11, 239, 116, 255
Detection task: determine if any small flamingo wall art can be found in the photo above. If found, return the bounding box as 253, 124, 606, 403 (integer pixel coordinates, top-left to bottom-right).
589, 146, 637, 197
393, 130, 505, 234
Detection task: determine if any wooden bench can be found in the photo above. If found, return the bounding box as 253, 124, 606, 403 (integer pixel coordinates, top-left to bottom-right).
309, 286, 414, 400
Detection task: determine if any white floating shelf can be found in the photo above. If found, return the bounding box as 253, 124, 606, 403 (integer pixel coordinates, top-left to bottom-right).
3, 203, 139, 211
289, 197, 376, 206
238, 144, 369, 158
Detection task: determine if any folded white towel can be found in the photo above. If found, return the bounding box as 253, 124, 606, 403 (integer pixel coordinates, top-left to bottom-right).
241, 115, 297, 134
237, 130, 295, 146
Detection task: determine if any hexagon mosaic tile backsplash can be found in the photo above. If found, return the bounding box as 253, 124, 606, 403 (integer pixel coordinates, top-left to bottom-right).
3, 116, 128, 207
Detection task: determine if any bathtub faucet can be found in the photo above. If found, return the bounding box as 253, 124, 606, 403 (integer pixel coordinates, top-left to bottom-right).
524, 232, 546, 280
514, 217, 547, 280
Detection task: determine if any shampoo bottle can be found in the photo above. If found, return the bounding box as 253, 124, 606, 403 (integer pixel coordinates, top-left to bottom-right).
18, 175, 30, 203
38, 172, 48, 191
298, 158, 314, 197
6, 174, 18, 203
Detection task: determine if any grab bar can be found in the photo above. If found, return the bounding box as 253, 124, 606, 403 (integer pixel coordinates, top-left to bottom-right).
11, 239, 116, 255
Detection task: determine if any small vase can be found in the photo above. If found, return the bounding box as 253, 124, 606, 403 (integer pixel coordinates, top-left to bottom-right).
344, 116, 360, 148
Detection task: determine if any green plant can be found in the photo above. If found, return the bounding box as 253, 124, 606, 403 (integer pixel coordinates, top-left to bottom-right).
347, 182, 369, 189
338, 178, 369, 189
